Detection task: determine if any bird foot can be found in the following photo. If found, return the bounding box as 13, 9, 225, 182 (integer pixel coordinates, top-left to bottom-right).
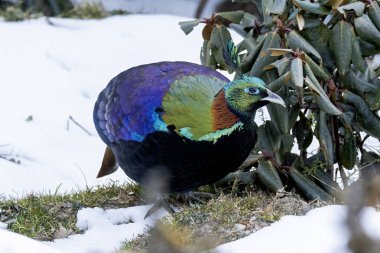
144, 199, 175, 219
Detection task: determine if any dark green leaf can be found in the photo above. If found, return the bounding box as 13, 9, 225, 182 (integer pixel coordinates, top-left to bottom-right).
342, 71, 380, 110
250, 32, 281, 77
290, 58, 303, 88
262, 0, 274, 15
271, 0, 287, 14
257, 159, 283, 192
281, 134, 294, 152
304, 72, 341, 115
342, 91, 380, 138
239, 35, 265, 73
267, 101, 289, 134
287, 30, 321, 60
267, 72, 290, 91
288, 103, 300, 130
179, 19, 202, 35
241, 13, 256, 28
368, 0, 380, 30
292, 0, 330, 15
210, 25, 232, 70
313, 170, 342, 199
329, 21, 352, 75
337, 2, 365, 17
216, 11, 245, 24
354, 14, 380, 47
351, 35, 366, 72
258, 121, 283, 163
339, 128, 357, 170
316, 111, 334, 166
263, 58, 290, 75
358, 38, 380, 56
293, 112, 313, 150
304, 54, 331, 80
289, 168, 333, 202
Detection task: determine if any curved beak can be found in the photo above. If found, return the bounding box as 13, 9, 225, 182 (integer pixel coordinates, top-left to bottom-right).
262, 88, 286, 107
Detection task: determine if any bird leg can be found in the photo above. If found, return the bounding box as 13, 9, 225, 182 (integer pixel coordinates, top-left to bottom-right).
144, 198, 175, 219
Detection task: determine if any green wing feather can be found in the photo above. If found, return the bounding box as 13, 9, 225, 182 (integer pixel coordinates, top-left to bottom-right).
162, 74, 226, 140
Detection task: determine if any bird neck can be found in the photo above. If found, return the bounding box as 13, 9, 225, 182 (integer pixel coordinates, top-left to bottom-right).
215, 89, 257, 127
211, 90, 240, 131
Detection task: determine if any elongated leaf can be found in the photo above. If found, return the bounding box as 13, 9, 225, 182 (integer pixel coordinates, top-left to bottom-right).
316, 111, 334, 166
329, 21, 352, 75
250, 32, 281, 77
267, 102, 289, 134
215, 11, 244, 24
288, 103, 300, 130
240, 36, 265, 73
368, 0, 380, 30
296, 13, 305, 31
337, 2, 365, 17
293, 112, 313, 150
263, 58, 290, 75
342, 71, 380, 110
179, 19, 202, 35
257, 160, 283, 192
261, 48, 293, 57
339, 128, 357, 170
354, 15, 380, 47
271, 0, 287, 14
290, 58, 303, 88
304, 54, 330, 80
304, 74, 341, 115
351, 35, 366, 72
342, 91, 380, 138
324, 0, 344, 8
287, 30, 321, 60
210, 25, 232, 70
358, 38, 380, 56
313, 170, 342, 199
292, 0, 330, 15
258, 122, 283, 163
289, 168, 333, 202
267, 72, 291, 91
262, 0, 274, 15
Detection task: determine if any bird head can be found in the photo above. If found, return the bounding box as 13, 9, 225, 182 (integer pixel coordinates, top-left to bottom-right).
224, 75, 285, 122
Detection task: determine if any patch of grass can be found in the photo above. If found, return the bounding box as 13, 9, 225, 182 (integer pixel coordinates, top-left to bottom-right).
0, 5, 41, 21
124, 189, 319, 253
0, 181, 143, 240
61, 3, 108, 19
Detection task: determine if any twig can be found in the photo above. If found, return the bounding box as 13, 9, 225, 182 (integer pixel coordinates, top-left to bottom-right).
66, 115, 92, 136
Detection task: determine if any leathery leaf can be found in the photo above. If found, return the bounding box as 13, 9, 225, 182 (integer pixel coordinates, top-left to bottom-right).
329, 21, 352, 75
290, 58, 303, 88
289, 168, 333, 202
257, 159, 283, 192
250, 32, 281, 77
179, 19, 202, 35
342, 91, 380, 138
338, 128, 357, 170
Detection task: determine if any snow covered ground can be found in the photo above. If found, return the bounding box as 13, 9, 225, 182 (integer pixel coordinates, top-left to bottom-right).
0, 13, 380, 253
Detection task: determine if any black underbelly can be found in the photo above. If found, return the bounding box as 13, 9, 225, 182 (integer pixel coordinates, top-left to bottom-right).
111, 128, 257, 192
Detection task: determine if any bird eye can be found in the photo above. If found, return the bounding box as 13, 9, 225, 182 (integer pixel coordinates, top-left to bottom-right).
244, 87, 260, 95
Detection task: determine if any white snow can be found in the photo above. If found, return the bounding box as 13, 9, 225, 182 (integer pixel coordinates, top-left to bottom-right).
46, 205, 168, 253
0, 12, 379, 253
215, 205, 380, 253
0, 222, 7, 229
0, 229, 65, 253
